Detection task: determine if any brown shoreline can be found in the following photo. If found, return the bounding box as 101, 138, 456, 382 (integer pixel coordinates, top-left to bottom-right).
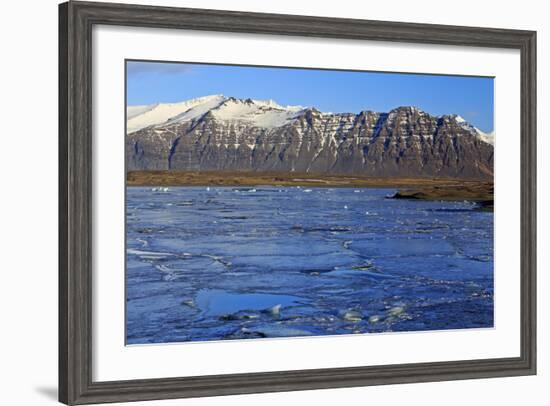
127, 170, 493, 203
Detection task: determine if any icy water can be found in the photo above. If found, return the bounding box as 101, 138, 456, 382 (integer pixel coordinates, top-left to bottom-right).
126, 186, 494, 344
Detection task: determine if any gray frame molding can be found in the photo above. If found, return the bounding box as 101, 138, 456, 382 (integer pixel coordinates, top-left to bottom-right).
59, 1, 537, 404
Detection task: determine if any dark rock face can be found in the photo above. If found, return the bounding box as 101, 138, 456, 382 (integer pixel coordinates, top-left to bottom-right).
126, 106, 494, 179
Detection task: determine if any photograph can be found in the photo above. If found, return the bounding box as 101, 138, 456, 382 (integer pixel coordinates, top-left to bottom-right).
51, 1, 540, 404
125, 60, 495, 345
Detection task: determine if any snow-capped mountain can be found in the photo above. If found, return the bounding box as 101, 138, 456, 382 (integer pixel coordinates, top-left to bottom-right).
127, 94, 304, 134
126, 95, 494, 179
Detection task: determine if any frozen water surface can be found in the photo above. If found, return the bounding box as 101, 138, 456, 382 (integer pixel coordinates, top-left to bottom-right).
126, 186, 493, 344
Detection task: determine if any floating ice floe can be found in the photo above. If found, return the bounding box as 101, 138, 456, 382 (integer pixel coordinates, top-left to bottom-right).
387, 306, 406, 317
262, 304, 282, 316
342, 310, 363, 322
368, 315, 382, 323
239, 326, 314, 338
127, 248, 174, 259
181, 299, 196, 308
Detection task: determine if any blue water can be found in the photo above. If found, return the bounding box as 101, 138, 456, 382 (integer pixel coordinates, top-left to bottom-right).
126, 186, 493, 344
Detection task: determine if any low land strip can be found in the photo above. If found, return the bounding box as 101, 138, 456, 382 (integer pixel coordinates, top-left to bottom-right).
127, 170, 493, 205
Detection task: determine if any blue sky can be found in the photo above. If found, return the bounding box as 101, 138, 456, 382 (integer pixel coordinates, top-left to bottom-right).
127, 60, 494, 132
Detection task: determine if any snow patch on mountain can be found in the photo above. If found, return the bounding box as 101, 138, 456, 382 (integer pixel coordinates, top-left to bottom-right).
162, 95, 227, 127
127, 104, 157, 120
126, 95, 225, 134
210, 97, 304, 128
451, 115, 494, 145
476, 130, 495, 145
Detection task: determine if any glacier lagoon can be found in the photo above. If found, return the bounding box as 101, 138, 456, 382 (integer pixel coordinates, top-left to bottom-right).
126, 186, 493, 344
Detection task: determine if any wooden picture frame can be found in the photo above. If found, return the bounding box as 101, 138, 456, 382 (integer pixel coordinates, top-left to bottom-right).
59, 1, 536, 404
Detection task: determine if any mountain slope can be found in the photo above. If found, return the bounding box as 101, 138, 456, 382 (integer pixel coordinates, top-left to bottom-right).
126, 95, 494, 179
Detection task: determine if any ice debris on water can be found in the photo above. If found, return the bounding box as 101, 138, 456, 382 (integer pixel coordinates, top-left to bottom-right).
342, 310, 363, 322
368, 315, 382, 323
126, 186, 494, 344
387, 306, 406, 318
181, 299, 196, 308
262, 304, 282, 316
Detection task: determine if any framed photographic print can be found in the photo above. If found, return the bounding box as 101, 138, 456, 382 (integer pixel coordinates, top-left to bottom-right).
59, 1, 537, 404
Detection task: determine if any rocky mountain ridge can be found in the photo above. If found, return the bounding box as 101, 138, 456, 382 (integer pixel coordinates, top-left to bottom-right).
126, 95, 494, 179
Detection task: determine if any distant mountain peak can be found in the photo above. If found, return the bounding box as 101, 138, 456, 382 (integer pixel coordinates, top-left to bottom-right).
390, 105, 425, 114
